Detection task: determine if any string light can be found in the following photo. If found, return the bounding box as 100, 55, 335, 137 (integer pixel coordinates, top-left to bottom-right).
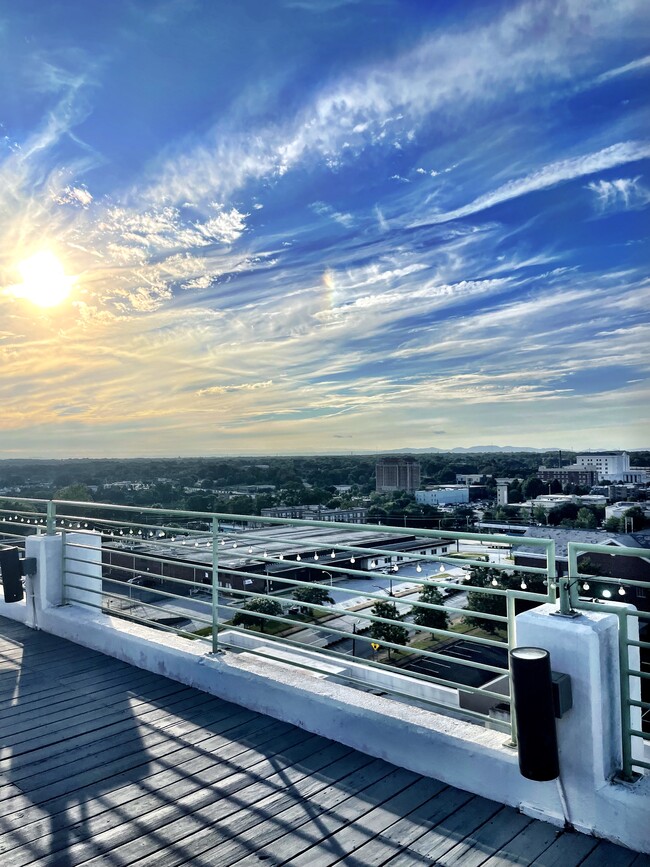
416, 564, 422, 573
491, 576, 498, 587
313, 553, 319, 560
296, 554, 301, 561
582, 581, 590, 591
618, 586, 626, 596
439, 565, 445, 573
330, 550, 336, 558
602, 589, 612, 599
350, 557, 355, 564
520, 579, 527, 590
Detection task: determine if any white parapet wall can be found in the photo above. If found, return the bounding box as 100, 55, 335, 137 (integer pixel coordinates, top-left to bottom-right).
516, 604, 650, 852
1, 532, 648, 854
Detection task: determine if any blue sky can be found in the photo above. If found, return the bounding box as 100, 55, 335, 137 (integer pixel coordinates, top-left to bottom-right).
0, 0, 648, 457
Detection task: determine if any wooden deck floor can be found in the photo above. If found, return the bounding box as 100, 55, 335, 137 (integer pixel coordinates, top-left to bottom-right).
0, 616, 647, 867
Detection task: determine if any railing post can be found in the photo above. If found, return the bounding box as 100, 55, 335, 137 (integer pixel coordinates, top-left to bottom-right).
506, 590, 518, 747
211, 517, 220, 654
46, 501, 57, 536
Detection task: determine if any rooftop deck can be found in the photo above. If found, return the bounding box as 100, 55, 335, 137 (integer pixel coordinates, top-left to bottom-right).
1, 617, 647, 867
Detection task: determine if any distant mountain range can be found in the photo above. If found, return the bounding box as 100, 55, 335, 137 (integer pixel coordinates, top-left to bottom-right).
382, 445, 559, 454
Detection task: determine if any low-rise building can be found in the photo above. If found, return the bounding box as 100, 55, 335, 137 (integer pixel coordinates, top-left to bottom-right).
538, 465, 599, 487
416, 486, 470, 506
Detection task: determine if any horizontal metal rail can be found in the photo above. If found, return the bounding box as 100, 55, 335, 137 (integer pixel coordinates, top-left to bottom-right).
2, 496, 563, 734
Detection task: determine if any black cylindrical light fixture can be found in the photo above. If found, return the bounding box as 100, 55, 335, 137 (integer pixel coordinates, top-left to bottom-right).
510, 647, 559, 781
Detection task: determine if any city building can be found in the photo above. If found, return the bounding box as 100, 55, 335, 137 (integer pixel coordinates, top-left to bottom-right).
537, 465, 599, 487
261, 505, 367, 523
605, 502, 650, 522
455, 473, 486, 484
415, 486, 469, 506
576, 452, 650, 484
375, 456, 421, 493
496, 478, 510, 506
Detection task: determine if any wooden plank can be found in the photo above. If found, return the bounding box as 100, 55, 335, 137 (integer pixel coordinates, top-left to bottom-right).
19, 730, 335, 867
528, 830, 600, 865
480, 819, 562, 866
437, 806, 532, 866
1, 726, 317, 867
580, 841, 644, 867
0, 700, 268, 810
0, 686, 218, 764
87, 751, 390, 867
382, 796, 504, 865
0, 711, 290, 850
0, 701, 258, 801
184, 765, 420, 867
301, 784, 476, 867
243, 775, 451, 867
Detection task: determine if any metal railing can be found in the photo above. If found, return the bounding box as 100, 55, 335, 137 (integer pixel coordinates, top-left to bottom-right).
0, 496, 559, 734
564, 541, 650, 779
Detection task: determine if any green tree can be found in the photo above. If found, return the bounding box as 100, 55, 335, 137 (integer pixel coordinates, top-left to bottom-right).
575, 507, 597, 529
604, 516, 622, 533
292, 585, 334, 616
370, 600, 409, 658
523, 476, 546, 500
411, 585, 449, 633
463, 567, 505, 634
532, 506, 547, 525
232, 598, 282, 633
54, 483, 94, 502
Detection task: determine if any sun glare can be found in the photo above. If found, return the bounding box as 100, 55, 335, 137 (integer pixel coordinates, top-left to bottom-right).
14, 251, 73, 307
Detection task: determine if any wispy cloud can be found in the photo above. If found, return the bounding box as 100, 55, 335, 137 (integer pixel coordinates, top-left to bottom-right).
593, 53, 650, 85
411, 142, 650, 227
586, 176, 650, 211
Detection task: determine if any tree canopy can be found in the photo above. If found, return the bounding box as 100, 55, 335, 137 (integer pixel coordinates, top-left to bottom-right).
232, 597, 282, 633
370, 600, 409, 657
292, 585, 334, 615
411, 584, 449, 633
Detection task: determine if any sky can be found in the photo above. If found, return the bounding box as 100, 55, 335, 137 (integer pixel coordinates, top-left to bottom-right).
0, 0, 648, 458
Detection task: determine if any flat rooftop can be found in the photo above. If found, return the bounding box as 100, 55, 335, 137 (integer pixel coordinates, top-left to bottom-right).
1, 617, 647, 866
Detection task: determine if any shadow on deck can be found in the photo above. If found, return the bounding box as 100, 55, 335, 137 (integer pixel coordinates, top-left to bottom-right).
0, 616, 647, 867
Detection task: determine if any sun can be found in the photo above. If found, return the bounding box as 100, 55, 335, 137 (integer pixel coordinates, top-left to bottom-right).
13, 251, 74, 307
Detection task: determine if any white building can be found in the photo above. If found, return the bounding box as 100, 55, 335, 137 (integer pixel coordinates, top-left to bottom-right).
605, 501, 650, 521
576, 452, 629, 480
416, 486, 469, 506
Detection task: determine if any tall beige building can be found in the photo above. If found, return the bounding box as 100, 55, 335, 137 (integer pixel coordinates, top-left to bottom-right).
375, 456, 421, 493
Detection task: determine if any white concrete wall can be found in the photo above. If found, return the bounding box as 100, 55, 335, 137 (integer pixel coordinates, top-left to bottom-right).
516, 604, 650, 852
